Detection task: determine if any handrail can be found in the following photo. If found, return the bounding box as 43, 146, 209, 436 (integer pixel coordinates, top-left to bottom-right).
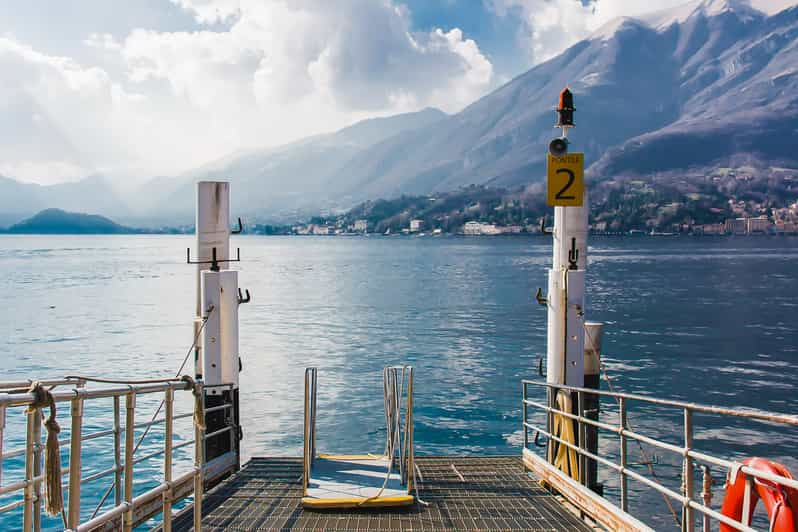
522, 379, 798, 426
522, 379, 798, 532
0, 377, 237, 532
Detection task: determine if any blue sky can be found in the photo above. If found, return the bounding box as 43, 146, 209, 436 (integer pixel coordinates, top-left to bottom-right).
3, 0, 778, 183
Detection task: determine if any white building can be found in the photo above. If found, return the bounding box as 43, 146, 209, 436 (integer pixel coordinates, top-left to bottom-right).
463, 221, 501, 235
409, 219, 424, 233
463, 221, 482, 235
353, 219, 368, 232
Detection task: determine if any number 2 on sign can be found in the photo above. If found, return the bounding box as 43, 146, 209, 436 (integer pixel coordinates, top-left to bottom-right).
547, 153, 584, 207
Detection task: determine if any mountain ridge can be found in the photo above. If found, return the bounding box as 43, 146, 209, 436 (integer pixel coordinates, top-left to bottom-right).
2, 0, 797, 224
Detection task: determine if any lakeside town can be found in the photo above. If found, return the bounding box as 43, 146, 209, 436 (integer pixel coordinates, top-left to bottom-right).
285, 212, 798, 237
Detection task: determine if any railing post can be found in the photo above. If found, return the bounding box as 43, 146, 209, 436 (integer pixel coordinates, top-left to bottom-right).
123, 391, 136, 532
32, 409, 42, 532
619, 397, 628, 512
0, 406, 6, 487
682, 408, 695, 532
68, 396, 85, 529
577, 390, 587, 487
23, 408, 37, 532
162, 387, 174, 532
701, 466, 712, 532
522, 383, 528, 449
194, 383, 205, 532
113, 396, 122, 507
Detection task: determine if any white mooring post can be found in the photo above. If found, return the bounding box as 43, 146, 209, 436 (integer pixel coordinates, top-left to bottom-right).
194, 181, 242, 472
544, 89, 594, 482
546, 197, 588, 387
195, 181, 231, 379
584, 321, 603, 493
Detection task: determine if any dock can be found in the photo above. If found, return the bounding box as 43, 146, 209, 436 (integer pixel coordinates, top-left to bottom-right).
169, 456, 595, 531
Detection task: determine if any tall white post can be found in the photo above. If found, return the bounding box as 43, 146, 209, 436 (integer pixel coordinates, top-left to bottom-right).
219, 271, 240, 390
201, 271, 222, 395
193, 180, 242, 471
195, 182, 230, 379
546, 189, 588, 387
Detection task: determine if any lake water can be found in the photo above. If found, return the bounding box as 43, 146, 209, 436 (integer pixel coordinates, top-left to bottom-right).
1, 234, 797, 530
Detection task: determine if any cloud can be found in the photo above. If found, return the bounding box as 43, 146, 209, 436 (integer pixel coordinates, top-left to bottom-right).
487, 0, 689, 64
0, 0, 495, 183
129, 0, 493, 113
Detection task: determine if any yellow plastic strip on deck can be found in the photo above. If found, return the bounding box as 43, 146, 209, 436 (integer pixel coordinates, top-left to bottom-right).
303, 455, 412, 508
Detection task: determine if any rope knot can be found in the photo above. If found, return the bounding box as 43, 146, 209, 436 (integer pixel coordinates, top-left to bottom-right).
26, 382, 64, 519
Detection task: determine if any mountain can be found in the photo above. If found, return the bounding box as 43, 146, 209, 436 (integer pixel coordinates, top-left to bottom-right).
0, 174, 131, 228
4, 208, 137, 234
326, 0, 798, 203
149, 107, 448, 222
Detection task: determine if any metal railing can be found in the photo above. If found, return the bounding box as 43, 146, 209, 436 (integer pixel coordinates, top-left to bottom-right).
0, 377, 235, 531
522, 379, 798, 532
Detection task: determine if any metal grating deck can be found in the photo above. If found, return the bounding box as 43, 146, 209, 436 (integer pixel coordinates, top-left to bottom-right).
167, 456, 595, 531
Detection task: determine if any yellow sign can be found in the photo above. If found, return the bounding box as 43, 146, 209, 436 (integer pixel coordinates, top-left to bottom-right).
547, 153, 584, 206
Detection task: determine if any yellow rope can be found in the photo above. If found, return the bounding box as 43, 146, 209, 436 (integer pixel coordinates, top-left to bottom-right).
26, 382, 64, 519
552, 390, 580, 482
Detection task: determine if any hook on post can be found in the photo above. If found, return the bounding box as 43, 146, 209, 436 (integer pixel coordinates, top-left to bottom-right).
540, 217, 553, 235
237, 288, 251, 305
568, 237, 579, 270
231, 217, 244, 235
535, 288, 548, 306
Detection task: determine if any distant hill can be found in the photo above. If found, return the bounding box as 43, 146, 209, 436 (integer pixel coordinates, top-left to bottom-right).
4, 209, 139, 234
146, 107, 448, 223
3, 0, 797, 225
0, 175, 131, 228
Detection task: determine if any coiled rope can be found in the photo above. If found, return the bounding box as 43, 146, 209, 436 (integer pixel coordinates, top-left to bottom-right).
26, 382, 65, 521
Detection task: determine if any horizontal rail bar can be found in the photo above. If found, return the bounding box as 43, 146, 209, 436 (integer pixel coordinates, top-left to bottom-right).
2, 410, 193, 460
78, 465, 122, 485
203, 425, 232, 440
525, 397, 798, 492
72, 468, 198, 532
524, 421, 757, 532
171, 439, 193, 452
523, 380, 798, 426
0, 381, 193, 408
0, 498, 25, 513
204, 404, 231, 415
0, 378, 84, 390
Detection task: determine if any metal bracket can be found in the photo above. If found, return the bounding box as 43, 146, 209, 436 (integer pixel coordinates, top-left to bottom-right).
568, 237, 579, 270
186, 247, 241, 272
540, 217, 553, 235
237, 288, 251, 305
535, 288, 548, 306
231, 217, 244, 235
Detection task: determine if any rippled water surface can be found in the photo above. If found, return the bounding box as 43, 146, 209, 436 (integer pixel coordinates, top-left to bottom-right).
1, 234, 796, 529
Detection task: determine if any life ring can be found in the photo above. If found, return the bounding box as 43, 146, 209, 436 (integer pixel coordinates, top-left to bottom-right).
720, 457, 798, 532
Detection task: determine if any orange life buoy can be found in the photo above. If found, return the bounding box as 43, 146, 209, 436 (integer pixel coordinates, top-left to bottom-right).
720, 457, 798, 532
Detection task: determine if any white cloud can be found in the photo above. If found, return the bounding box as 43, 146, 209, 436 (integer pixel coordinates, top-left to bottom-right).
488, 0, 689, 64
129, 0, 493, 113
0, 0, 495, 183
